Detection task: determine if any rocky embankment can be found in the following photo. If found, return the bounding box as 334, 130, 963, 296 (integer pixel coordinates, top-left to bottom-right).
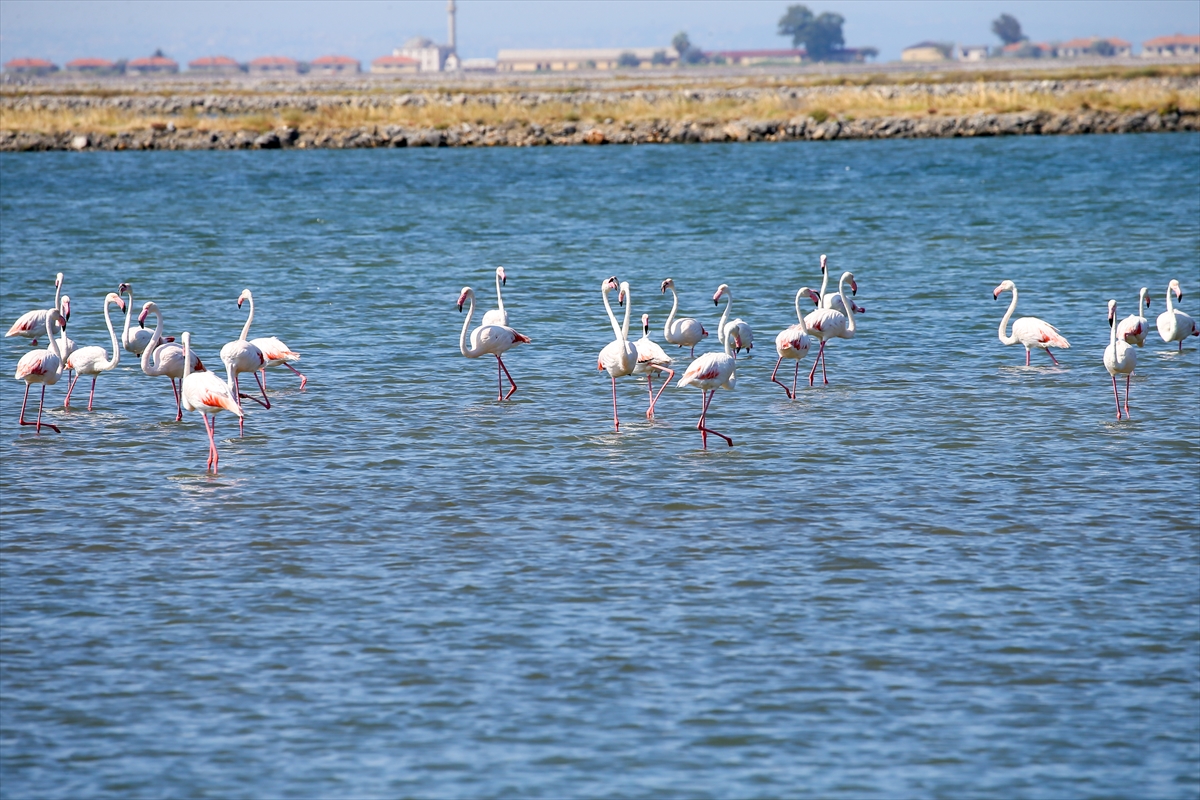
2, 108, 1195, 152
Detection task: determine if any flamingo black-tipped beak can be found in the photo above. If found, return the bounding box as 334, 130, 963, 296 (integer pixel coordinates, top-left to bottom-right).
237, 298, 244, 308
851, 281, 858, 296
713, 298, 719, 306
457, 302, 464, 312
138, 310, 148, 327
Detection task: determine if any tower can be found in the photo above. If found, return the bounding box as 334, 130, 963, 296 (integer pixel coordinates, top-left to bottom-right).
447, 0, 456, 51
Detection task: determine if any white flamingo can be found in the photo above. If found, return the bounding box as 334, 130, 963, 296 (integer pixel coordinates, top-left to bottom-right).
139, 301, 206, 421
233, 289, 306, 390
714, 283, 753, 355
771, 286, 820, 399
13, 309, 67, 433
632, 312, 675, 418
803, 272, 858, 386
1104, 299, 1137, 420
481, 266, 509, 327
677, 324, 741, 449
220, 288, 269, 436
816, 255, 864, 315
117, 282, 156, 355
6, 272, 65, 347
1157, 279, 1198, 351
659, 278, 708, 357
993, 279, 1070, 366
1115, 287, 1151, 347
457, 286, 531, 401
63, 292, 124, 410
598, 277, 637, 430
180, 331, 243, 473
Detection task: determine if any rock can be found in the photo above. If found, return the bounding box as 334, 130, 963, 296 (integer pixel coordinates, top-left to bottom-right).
254, 132, 281, 149
583, 129, 606, 145
71, 135, 89, 150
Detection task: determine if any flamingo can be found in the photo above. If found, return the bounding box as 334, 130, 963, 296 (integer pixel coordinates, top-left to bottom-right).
597, 277, 637, 430
659, 278, 708, 357
802, 272, 858, 386
180, 331, 243, 473
6, 272, 65, 347
1157, 279, 1198, 351
632, 312, 675, 418
993, 280, 1070, 366
13, 309, 67, 433
714, 283, 753, 355
457, 286, 531, 401
1115, 287, 1151, 347
231, 289, 306, 391
117, 282, 157, 356
138, 301, 206, 421
771, 286, 820, 399
481, 266, 509, 327
816, 254, 865, 315
220, 288, 269, 436
1104, 299, 1137, 420
63, 292, 124, 410
677, 325, 741, 449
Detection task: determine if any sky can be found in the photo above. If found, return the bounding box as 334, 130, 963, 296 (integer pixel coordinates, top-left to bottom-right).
0, 0, 1196, 66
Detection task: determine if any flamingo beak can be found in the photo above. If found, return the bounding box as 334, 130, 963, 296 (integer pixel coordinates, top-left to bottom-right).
851, 280, 858, 295
138, 309, 148, 327
116, 297, 126, 312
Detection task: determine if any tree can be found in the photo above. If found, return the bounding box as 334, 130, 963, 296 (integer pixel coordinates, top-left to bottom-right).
651, 50, 669, 66
672, 31, 706, 64
617, 51, 640, 68
778, 5, 845, 62
991, 14, 1025, 45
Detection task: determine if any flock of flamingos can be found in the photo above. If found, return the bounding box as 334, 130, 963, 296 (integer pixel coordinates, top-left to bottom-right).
8, 259, 1199, 471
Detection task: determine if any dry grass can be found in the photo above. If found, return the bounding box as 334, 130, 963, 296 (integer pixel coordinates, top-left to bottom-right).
1, 75, 1196, 135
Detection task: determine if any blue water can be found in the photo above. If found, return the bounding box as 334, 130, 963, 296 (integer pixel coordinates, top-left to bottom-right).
2, 134, 1199, 798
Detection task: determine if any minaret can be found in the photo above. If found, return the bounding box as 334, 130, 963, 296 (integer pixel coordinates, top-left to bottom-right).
447, 0, 456, 51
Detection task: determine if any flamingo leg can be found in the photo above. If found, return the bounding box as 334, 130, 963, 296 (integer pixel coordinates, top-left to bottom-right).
809, 342, 825, 386
770, 356, 792, 399
1025, 348, 1031, 367
497, 355, 518, 401
1124, 374, 1132, 417
203, 413, 219, 472
35, 384, 59, 433
260, 368, 267, 392
496, 357, 503, 401
690, 345, 696, 358
87, 377, 97, 411
792, 360, 800, 398
1111, 375, 1122, 419
284, 362, 307, 390
17, 383, 33, 429
1046, 348, 1060, 366
233, 374, 245, 437
697, 389, 709, 449
63, 372, 79, 408
648, 367, 674, 417
820, 344, 829, 385
611, 375, 620, 431
238, 372, 271, 408
170, 377, 182, 421
697, 388, 733, 449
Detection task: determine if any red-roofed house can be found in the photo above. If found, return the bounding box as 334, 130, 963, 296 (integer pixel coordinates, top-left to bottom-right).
189, 55, 243, 75
248, 56, 301, 75
310, 54, 360, 75
372, 55, 420, 74
1000, 41, 1057, 58
4, 57, 57, 75
1143, 34, 1200, 58
1058, 37, 1132, 58
65, 57, 119, 74
126, 52, 179, 75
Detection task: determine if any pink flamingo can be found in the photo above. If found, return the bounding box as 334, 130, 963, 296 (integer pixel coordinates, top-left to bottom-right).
13, 309, 67, 433
139, 301, 205, 421
233, 288, 305, 390
220, 289, 269, 436
1104, 299, 1137, 420
677, 327, 740, 449
597, 277, 636, 430
1115, 287, 1151, 347
803, 272, 859, 385
457, 286, 531, 401
6, 272, 65, 347
181, 331, 243, 473
714, 283, 753, 355
1157, 280, 1199, 351
632, 312, 675, 418
659, 278, 708, 357
117, 282, 158, 356
63, 292, 124, 410
481, 266, 510, 327
993, 280, 1070, 365
771, 286, 820, 399
816, 255, 865, 315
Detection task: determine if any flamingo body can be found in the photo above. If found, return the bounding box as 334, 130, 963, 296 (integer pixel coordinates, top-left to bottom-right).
659, 279, 708, 357
1157, 280, 1197, 350
181, 331, 242, 472
1116, 287, 1150, 347
994, 280, 1070, 366
7, 272, 64, 346
14, 309, 67, 433
457, 286, 530, 401
1104, 299, 1136, 419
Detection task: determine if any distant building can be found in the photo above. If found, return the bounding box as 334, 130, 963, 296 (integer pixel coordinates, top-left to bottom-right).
1058, 37, 1131, 58
248, 56, 302, 75
902, 42, 952, 62
395, 36, 456, 72
126, 52, 179, 75
1142, 34, 1200, 57
4, 57, 58, 75
65, 57, 120, 75
372, 55, 421, 74
310, 55, 361, 75
497, 47, 673, 72
189, 56, 243, 75
1001, 41, 1057, 58
461, 57, 497, 72
958, 45, 989, 61
711, 49, 803, 66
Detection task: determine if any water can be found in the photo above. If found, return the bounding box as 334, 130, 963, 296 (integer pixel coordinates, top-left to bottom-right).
2, 135, 1198, 798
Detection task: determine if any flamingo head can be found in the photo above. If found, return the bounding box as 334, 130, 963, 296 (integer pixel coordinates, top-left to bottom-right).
59, 296, 71, 325
819, 254, 827, 274
237, 288, 252, 308
617, 281, 631, 307
713, 284, 729, 306
1140, 287, 1150, 309
733, 333, 743, 351
456, 287, 472, 312
838, 272, 857, 296
803, 287, 820, 306
660, 278, 674, 294
55, 272, 64, 289
1169, 279, 1183, 301
1107, 299, 1117, 326
496, 266, 506, 285
605, 276, 619, 294
118, 281, 131, 296
641, 313, 649, 334
138, 301, 157, 328
993, 280, 1015, 300
105, 292, 125, 312
855, 303, 866, 314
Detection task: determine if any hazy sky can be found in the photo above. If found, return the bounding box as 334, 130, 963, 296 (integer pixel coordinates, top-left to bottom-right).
1, 0, 1196, 65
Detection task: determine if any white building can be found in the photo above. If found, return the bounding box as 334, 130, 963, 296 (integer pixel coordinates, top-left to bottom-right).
393, 0, 458, 72
496, 47, 673, 72
958, 45, 989, 61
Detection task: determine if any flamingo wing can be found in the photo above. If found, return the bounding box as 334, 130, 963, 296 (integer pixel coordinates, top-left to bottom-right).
14, 350, 51, 379
1013, 317, 1069, 349
6, 309, 46, 338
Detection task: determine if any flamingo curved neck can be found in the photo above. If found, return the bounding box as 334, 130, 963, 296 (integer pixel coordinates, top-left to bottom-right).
717, 291, 732, 344
182, 335, 193, 382
1109, 305, 1118, 348
1138, 288, 1148, 314
998, 287, 1019, 345
239, 295, 255, 341
664, 286, 680, 337
459, 290, 480, 357
141, 307, 165, 374
602, 284, 622, 341
43, 315, 64, 374
619, 283, 632, 341
121, 286, 134, 343
793, 289, 811, 334
1165, 285, 1176, 313
54, 280, 63, 315
100, 298, 121, 370
818, 268, 829, 305
495, 272, 505, 316
838, 276, 856, 334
